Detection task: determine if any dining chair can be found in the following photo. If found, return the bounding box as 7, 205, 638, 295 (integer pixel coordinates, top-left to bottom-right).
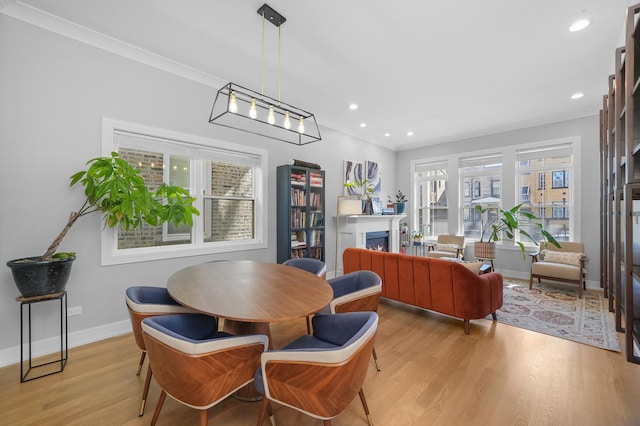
320, 270, 383, 371
283, 258, 327, 333
125, 286, 197, 416
254, 312, 378, 426
142, 314, 268, 426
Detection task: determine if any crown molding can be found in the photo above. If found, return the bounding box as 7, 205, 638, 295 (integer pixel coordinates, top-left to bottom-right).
0, 0, 226, 88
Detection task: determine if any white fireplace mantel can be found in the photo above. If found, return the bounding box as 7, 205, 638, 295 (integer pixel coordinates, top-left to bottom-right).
335, 214, 406, 274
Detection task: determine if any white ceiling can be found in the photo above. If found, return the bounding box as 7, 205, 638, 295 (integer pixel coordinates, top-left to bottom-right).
2, 0, 630, 150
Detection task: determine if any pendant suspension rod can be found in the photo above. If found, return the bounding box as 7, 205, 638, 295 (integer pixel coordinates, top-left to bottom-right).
261, 10, 265, 98
278, 25, 281, 104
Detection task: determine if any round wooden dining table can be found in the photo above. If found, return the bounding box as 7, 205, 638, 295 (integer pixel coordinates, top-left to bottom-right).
167, 260, 333, 400
167, 260, 333, 342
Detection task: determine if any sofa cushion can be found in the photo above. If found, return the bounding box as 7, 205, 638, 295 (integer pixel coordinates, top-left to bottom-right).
540, 250, 582, 267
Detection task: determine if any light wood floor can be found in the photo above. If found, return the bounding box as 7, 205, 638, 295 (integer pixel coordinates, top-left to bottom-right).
2, 298, 640, 426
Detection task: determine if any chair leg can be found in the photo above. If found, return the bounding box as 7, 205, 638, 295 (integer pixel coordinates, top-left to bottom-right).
372, 346, 381, 372
491, 312, 497, 321
464, 319, 470, 335
359, 388, 374, 426
139, 365, 153, 416
150, 390, 167, 426
200, 409, 208, 426
258, 397, 275, 426
306, 316, 312, 334
529, 274, 534, 289
136, 351, 146, 376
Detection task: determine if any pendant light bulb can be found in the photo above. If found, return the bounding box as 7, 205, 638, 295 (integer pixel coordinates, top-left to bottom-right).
268, 105, 275, 124
298, 117, 305, 134
249, 98, 258, 119
284, 111, 291, 129
229, 91, 238, 113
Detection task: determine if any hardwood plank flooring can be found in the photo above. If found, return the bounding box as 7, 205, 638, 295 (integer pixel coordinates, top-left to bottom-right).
1, 298, 640, 425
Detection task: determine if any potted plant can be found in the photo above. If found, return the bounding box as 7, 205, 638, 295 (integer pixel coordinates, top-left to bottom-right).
473, 203, 559, 259
387, 190, 407, 214
344, 179, 375, 214
7, 152, 200, 298
412, 231, 424, 243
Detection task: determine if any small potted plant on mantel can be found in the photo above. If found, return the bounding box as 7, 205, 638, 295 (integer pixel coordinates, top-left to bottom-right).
473, 203, 559, 259
6, 152, 200, 298
387, 190, 407, 214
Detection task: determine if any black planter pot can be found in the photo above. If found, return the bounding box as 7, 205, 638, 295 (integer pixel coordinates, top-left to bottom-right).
7, 256, 75, 298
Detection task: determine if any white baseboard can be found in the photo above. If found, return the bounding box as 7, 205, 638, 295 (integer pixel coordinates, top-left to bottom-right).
0, 320, 131, 368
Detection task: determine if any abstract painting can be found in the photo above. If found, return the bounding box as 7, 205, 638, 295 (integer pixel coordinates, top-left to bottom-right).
344, 160, 363, 195
365, 160, 381, 195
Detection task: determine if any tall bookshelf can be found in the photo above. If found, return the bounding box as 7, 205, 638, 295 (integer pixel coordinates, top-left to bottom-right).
276, 165, 325, 263
600, 2, 640, 363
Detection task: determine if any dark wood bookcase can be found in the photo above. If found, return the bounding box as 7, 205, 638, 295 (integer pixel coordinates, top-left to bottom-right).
276, 165, 325, 263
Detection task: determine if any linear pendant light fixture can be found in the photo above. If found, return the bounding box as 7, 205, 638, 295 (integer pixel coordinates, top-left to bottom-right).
209, 3, 321, 145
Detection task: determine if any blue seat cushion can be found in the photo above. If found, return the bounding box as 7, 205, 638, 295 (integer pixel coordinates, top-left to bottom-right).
145, 314, 229, 341
126, 286, 181, 306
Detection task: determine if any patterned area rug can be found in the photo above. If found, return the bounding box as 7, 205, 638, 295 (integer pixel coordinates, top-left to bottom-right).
490, 280, 620, 352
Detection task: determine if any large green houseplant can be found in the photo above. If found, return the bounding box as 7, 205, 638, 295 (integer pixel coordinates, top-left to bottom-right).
7, 152, 199, 298
473, 203, 560, 259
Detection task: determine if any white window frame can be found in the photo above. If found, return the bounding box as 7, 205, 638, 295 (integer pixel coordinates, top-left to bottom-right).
100, 117, 268, 265
410, 136, 581, 250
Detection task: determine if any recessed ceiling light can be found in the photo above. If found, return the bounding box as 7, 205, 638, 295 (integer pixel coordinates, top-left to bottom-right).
384, 133, 391, 137
569, 19, 590, 32
406, 131, 414, 136
349, 103, 358, 110
360, 123, 366, 128
570, 92, 584, 100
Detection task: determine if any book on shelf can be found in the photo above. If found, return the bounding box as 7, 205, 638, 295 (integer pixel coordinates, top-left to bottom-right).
309, 172, 323, 186
290, 172, 306, 185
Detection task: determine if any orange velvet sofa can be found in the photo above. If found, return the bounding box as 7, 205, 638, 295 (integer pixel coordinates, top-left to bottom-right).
342, 248, 504, 334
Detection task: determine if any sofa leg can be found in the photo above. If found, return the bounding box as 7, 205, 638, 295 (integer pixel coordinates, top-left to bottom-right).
491, 312, 497, 321
464, 319, 470, 335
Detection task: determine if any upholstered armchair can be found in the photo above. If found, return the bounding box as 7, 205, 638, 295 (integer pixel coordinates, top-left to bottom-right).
125, 286, 197, 416
142, 314, 268, 426
529, 241, 586, 298
254, 312, 378, 426
427, 234, 465, 259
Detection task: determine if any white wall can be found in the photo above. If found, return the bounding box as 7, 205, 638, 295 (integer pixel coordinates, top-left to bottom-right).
396, 115, 600, 283
0, 16, 397, 364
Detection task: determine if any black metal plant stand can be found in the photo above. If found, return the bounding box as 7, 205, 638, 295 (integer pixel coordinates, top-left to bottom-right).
18, 291, 68, 382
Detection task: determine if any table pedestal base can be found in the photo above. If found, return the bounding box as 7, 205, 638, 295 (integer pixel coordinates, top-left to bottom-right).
223, 320, 271, 401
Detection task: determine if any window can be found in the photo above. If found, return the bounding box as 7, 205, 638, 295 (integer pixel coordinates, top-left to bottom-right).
552, 170, 569, 188
491, 180, 501, 197
414, 160, 448, 237
459, 154, 502, 239
410, 137, 580, 248
516, 143, 573, 243
102, 118, 268, 265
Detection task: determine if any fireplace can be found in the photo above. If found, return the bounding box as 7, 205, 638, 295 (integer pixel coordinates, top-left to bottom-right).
366, 231, 389, 252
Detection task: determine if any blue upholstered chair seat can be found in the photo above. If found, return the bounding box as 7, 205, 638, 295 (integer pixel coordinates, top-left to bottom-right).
143, 314, 231, 343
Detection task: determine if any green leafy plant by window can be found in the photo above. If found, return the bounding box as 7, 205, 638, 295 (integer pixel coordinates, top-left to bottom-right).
474, 203, 559, 255
41, 152, 199, 260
